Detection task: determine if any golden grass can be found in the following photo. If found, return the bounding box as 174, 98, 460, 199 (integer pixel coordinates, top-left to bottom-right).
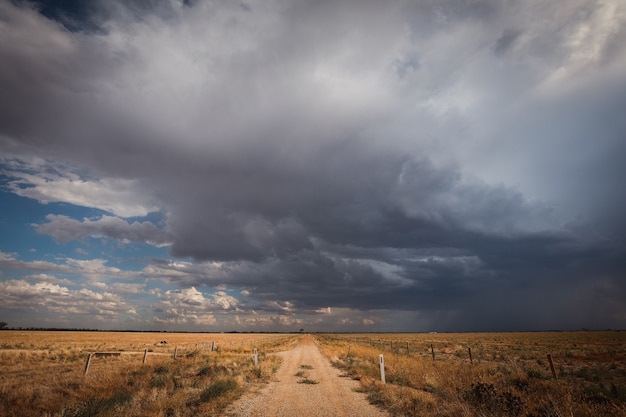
3, 331, 625, 416
317, 332, 626, 417
0, 331, 298, 417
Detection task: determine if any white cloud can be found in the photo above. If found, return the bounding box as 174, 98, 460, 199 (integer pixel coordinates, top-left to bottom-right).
111, 282, 146, 294
0, 251, 73, 273
0, 279, 127, 317
24, 273, 73, 286
0, 251, 136, 280
151, 287, 240, 326
35, 214, 171, 246
2, 157, 158, 218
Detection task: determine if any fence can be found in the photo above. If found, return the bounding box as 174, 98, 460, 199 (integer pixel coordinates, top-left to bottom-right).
83, 335, 292, 374
320, 334, 566, 383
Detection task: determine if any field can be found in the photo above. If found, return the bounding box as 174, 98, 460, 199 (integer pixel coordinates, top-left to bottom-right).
317, 331, 626, 417
1, 331, 625, 417
0, 331, 298, 417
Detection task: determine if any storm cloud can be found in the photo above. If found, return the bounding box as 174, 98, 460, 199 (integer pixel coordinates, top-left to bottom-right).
1, 0, 625, 331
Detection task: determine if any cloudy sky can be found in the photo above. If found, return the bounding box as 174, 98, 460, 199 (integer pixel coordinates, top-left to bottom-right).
1, 0, 625, 332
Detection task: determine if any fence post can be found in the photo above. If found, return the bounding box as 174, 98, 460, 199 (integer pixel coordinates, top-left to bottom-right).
211, 341, 216, 352
84, 353, 93, 375
143, 349, 148, 364
379, 354, 385, 383
547, 354, 557, 378
254, 348, 259, 366
431, 344, 435, 360
468, 347, 473, 364
174, 346, 178, 359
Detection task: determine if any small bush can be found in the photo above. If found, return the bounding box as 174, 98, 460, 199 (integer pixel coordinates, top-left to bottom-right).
527, 369, 544, 379
464, 382, 524, 417
199, 378, 238, 403
150, 375, 168, 388
154, 365, 169, 374
197, 366, 214, 377
67, 390, 133, 417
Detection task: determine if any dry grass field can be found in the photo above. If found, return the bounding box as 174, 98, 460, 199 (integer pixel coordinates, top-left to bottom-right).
317, 331, 626, 417
2, 331, 625, 417
0, 331, 299, 417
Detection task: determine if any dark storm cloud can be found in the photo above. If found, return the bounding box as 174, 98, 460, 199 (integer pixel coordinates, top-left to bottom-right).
493, 28, 521, 56
2, 0, 626, 330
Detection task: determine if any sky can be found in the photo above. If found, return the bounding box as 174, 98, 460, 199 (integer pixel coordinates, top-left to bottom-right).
1, 0, 625, 332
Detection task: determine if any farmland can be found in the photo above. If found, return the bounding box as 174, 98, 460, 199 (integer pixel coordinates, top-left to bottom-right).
0, 330, 625, 416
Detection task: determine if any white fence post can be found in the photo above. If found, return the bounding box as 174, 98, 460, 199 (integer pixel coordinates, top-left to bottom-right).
379, 354, 385, 383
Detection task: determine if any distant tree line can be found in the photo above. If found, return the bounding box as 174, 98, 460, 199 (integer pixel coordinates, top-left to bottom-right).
0, 324, 302, 333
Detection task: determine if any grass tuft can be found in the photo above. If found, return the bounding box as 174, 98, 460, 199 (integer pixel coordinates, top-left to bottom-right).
199, 378, 238, 403
297, 378, 319, 384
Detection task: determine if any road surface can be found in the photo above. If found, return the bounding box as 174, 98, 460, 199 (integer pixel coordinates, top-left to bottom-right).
226, 335, 389, 417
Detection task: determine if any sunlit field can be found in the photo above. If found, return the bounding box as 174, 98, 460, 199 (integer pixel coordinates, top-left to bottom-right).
317, 331, 626, 417
0, 331, 299, 417
2, 331, 625, 417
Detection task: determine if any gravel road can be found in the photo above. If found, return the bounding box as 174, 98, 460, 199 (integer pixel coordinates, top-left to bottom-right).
225, 335, 389, 417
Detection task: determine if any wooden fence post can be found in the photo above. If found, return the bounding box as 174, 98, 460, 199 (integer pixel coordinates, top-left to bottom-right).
84, 353, 93, 375
547, 354, 557, 378
143, 349, 148, 364
173, 346, 178, 359
379, 354, 385, 383
468, 347, 473, 364
254, 348, 259, 366
431, 344, 435, 360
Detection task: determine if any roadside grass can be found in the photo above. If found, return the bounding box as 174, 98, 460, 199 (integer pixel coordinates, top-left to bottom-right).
0, 332, 297, 417
317, 332, 626, 417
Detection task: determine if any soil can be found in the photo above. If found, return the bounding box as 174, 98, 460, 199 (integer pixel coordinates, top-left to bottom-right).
225, 335, 389, 417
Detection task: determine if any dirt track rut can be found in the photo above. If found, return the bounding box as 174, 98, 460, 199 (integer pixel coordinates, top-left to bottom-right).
225, 335, 389, 417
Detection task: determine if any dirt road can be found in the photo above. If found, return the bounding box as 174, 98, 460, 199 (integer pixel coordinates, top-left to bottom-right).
226, 335, 389, 417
